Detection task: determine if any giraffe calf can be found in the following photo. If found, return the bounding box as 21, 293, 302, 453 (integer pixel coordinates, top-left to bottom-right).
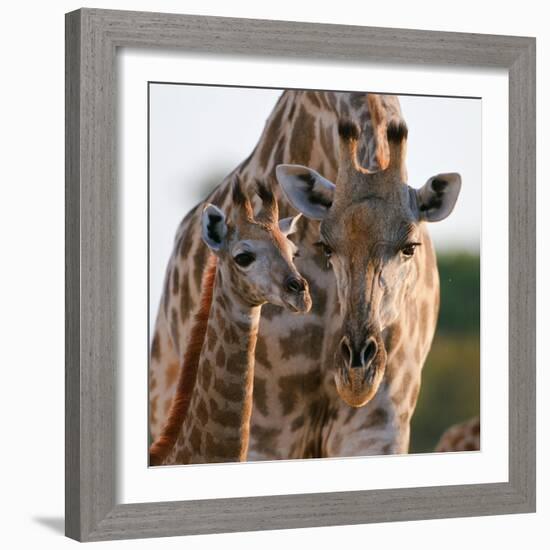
150, 177, 311, 465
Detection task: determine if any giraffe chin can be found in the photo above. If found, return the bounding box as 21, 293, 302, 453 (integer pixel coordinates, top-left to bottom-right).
334, 357, 386, 408
281, 292, 312, 314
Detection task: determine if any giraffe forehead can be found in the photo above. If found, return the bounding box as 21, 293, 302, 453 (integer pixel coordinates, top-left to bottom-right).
324, 203, 412, 247
232, 222, 291, 255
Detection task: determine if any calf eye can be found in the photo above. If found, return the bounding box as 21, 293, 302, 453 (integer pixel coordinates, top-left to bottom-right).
234, 252, 255, 267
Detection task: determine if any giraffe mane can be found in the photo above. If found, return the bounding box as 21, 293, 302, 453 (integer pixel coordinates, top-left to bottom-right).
149, 254, 218, 466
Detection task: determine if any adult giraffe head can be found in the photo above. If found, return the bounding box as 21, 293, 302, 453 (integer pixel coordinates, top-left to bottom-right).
276, 119, 461, 407
202, 177, 312, 314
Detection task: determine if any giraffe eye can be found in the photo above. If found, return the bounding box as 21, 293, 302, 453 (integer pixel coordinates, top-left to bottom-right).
234, 252, 255, 267
315, 241, 333, 269
401, 243, 420, 257
315, 241, 332, 259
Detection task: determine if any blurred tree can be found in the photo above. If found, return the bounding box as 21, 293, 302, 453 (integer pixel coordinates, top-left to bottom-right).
436, 252, 480, 334
410, 252, 480, 453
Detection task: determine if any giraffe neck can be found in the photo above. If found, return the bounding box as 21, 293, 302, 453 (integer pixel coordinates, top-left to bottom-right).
149, 256, 217, 466
242, 91, 339, 183
171, 269, 262, 464
229, 91, 401, 225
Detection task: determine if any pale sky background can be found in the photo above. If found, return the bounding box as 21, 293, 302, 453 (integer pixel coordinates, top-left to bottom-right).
149, 84, 481, 327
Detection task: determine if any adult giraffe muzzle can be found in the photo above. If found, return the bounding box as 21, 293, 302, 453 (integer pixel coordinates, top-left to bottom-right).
276, 118, 461, 408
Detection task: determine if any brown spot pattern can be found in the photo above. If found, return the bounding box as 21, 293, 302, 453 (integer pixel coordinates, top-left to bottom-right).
226, 349, 249, 375
189, 426, 202, 450
253, 377, 269, 416
224, 324, 239, 345
151, 332, 161, 361
254, 335, 272, 370
384, 324, 402, 353
150, 396, 158, 425
319, 122, 338, 173
209, 399, 241, 428
291, 414, 305, 431
179, 277, 191, 320
206, 325, 217, 352
307, 278, 328, 316
204, 432, 241, 459
215, 346, 226, 368
278, 370, 320, 415
163, 270, 171, 316
260, 304, 281, 321
344, 406, 358, 425
279, 324, 324, 361
170, 308, 180, 354
250, 424, 280, 454
289, 105, 315, 165
196, 398, 209, 425
213, 377, 244, 403
165, 361, 180, 388
271, 135, 287, 169
179, 229, 193, 260
394, 345, 406, 364
307, 92, 321, 108
392, 371, 412, 405
199, 358, 213, 390
362, 408, 388, 429
172, 265, 180, 295
258, 101, 286, 168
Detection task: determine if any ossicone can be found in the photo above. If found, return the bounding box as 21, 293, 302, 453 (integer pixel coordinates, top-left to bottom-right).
338, 119, 361, 142
386, 119, 408, 143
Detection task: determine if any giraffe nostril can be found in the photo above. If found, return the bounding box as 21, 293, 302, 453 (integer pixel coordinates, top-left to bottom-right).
340, 338, 352, 367
285, 276, 305, 294
340, 336, 378, 369
362, 337, 378, 367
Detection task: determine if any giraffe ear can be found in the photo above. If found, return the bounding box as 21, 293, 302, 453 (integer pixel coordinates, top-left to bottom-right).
276, 164, 335, 220
416, 173, 461, 222
278, 213, 301, 237
201, 203, 228, 251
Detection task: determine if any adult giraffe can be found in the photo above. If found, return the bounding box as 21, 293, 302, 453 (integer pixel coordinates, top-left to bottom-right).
277, 119, 461, 453
149, 91, 460, 458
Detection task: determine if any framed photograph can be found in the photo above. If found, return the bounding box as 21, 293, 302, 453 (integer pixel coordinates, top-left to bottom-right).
65, 8, 536, 542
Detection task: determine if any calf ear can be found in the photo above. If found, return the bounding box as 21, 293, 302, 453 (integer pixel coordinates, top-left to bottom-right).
416, 173, 461, 222
276, 164, 335, 220
201, 204, 228, 251
278, 213, 302, 237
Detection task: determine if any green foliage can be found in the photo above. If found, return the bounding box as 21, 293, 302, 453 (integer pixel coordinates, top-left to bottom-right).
409, 251, 480, 454
436, 252, 480, 334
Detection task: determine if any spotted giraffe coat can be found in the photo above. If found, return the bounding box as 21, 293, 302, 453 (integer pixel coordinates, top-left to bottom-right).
149, 91, 440, 459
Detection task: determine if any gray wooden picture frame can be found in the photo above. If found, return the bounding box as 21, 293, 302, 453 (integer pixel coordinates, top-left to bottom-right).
65, 8, 536, 542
